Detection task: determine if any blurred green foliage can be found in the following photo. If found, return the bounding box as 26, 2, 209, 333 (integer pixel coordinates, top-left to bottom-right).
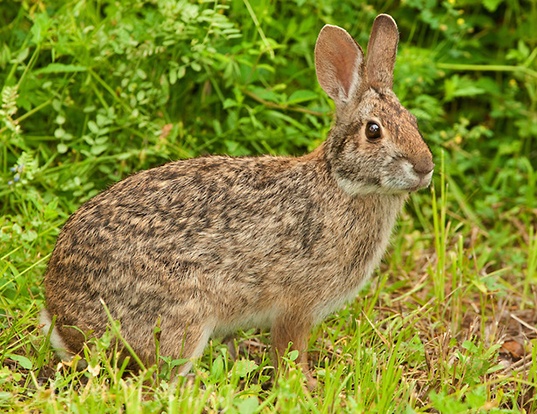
1, 0, 535, 215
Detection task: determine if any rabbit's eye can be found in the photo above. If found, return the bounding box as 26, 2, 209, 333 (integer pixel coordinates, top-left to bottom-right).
365, 122, 382, 140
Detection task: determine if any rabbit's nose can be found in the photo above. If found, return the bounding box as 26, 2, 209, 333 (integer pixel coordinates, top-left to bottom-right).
413, 157, 435, 177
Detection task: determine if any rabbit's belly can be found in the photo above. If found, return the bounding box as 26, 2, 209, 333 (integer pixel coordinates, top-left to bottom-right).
313, 277, 370, 324
212, 307, 279, 337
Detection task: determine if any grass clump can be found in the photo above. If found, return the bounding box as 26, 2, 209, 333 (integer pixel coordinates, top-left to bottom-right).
1, 0, 536, 412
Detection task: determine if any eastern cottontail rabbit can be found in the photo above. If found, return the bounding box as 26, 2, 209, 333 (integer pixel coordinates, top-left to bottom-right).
41, 14, 433, 388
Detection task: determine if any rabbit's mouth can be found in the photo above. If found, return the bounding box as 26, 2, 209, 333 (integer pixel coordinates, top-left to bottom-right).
417, 169, 434, 189
407, 175, 434, 192
380, 161, 434, 193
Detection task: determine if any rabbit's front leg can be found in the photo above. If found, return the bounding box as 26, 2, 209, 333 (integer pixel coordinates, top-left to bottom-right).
271, 313, 317, 389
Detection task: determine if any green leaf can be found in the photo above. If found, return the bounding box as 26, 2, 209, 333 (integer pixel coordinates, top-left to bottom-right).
57, 143, 69, 154
461, 340, 479, 353
90, 144, 108, 155
30, 13, 51, 44
87, 120, 100, 134
15, 48, 29, 64
287, 349, 299, 361
7, 354, 33, 370
21, 230, 38, 242
34, 63, 87, 75
232, 359, 258, 377
0, 392, 13, 401
429, 391, 468, 414
169, 68, 177, 85
250, 87, 281, 103
483, 0, 503, 12
236, 396, 259, 414
210, 355, 225, 380
517, 40, 530, 59
465, 386, 488, 408
286, 89, 318, 105
444, 75, 485, 102
223, 98, 237, 109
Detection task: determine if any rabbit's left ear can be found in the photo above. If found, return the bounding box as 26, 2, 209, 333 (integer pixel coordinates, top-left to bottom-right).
365, 14, 399, 89
315, 25, 365, 106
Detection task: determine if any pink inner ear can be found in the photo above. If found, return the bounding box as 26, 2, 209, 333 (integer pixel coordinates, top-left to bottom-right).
332, 38, 359, 98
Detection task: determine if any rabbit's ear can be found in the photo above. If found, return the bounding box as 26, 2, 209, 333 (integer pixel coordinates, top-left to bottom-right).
315, 25, 365, 106
365, 14, 399, 89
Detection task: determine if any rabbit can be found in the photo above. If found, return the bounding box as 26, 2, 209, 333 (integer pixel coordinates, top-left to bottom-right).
41, 14, 434, 389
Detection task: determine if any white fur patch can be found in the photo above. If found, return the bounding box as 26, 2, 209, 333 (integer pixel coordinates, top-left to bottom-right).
212, 307, 280, 338
40, 309, 73, 362
422, 169, 434, 186
336, 177, 381, 196
177, 323, 215, 376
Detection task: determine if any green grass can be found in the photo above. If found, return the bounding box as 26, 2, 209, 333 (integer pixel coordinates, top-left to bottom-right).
2, 172, 536, 413
1, 0, 536, 412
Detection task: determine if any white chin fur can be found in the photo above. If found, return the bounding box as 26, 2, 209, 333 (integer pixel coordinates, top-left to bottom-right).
336, 176, 410, 196
40, 308, 74, 362
336, 167, 432, 196
336, 177, 382, 196
422, 169, 434, 186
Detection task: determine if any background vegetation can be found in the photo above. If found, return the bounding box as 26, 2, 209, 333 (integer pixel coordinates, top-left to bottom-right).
1, 0, 536, 412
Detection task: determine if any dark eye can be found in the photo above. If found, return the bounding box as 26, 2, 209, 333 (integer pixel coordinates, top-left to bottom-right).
365, 122, 382, 140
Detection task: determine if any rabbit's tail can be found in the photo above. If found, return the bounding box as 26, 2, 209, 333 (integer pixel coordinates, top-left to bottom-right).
40, 308, 80, 364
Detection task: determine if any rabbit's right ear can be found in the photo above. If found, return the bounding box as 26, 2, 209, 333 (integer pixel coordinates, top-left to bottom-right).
365, 14, 399, 89
315, 25, 365, 106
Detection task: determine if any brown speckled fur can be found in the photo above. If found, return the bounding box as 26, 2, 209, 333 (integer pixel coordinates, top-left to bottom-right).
42, 14, 434, 388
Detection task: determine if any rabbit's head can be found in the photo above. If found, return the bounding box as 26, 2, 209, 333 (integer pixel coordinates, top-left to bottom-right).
315, 14, 434, 196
